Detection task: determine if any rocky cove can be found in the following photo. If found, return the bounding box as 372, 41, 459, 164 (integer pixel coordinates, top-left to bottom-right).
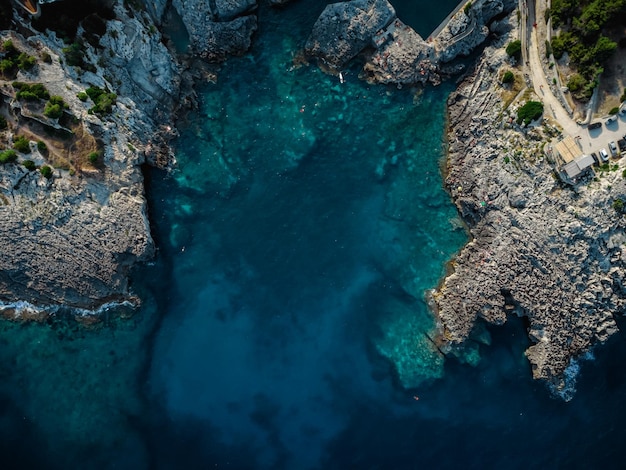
0, 0, 623, 400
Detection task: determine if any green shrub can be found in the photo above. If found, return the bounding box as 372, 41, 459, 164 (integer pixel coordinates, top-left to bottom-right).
41, 52, 52, 64
85, 86, 117, 115
0, 58, 14, 74
545, 40, 553, 58
609, 107, 619, 115
77, 91, 88, 101
0, 115, 6, 130
464, 1, 472, 15
16, 52, 36, 70
43, 95, 67, 119
44, 102, 63, 119
2, 39, 15, 54
516, 101, 544, 125
62, 42, 83, 67
36, 140, 46, 152
551, 32, 575, 60
40, 165, 53, 179
613, 198, 625, 214
502, 70, 514, 84
567, 73, 587, 92
506, 40, 522, 62
0, 149, 17, 163
13, 82, 50, 100
48, 95, 66, 107
85, 85, 105, 102
88, 151, 99, 164
13, 135, 30, 153
22, 159, 36, 171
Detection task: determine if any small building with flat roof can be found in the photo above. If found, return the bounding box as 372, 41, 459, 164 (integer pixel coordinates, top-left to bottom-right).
560, 153, 594, 183
553, 136, 595, 183
554, 136, 581, 165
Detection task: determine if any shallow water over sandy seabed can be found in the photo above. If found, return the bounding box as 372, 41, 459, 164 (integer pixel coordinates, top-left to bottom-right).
1, 0, 626, 468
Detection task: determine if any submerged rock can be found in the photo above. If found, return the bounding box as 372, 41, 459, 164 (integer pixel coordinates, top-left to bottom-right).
374, 296, 445, 388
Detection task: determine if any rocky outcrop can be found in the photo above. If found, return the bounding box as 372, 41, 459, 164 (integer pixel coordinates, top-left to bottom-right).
305, 0, 516, 86
433, 0, 517, 63
186, 13, 257, 61
170, 0, 257, 60
433, 29, 626, 399
304, 0, 395, 68
362, 19, 438, 86
0, 1, 181, 312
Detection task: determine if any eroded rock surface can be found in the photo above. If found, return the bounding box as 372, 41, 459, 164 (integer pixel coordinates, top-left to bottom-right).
0, 2, 181, 311
433, 38, 626, 399
304, 0, 395, 68
305, 0, 516, 86
171, 0, 257, 60
433, 0, 517, 63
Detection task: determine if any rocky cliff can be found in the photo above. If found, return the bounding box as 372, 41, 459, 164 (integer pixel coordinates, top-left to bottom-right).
147, 0, 258, 61
433, 22, 626, 399
0, 0, 280, 316
0, 1, 180, 314
305, 0, 516, 86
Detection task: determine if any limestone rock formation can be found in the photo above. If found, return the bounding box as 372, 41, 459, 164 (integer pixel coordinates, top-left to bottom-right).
433, 0, 517, 63
170, 0, 257, 60
304, 0, 396, 68
305, 0, 516, 86
433, 37, 626, 399
0, 1, 181, 312
214, 0, 256, 21
362, 19, 438, 85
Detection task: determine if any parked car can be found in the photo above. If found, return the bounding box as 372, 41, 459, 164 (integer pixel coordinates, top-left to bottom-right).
609, 141, 618, 157
600, 148, 610, 162
606, 115, 617, 126
589, 121, 602, 130
618, 139, 626, 152
591, 152, 599, 165
620, 106, 626, 115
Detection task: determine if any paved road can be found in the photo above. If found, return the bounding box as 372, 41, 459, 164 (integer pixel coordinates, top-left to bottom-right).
523, 0, 626, 157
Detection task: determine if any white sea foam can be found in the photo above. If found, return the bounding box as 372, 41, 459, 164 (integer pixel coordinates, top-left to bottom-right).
0, 298, 137, 318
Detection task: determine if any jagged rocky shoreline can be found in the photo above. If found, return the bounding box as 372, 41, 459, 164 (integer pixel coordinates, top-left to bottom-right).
2, 0, 621, 398
433, 44, 626, 399
0, 1, 180, 315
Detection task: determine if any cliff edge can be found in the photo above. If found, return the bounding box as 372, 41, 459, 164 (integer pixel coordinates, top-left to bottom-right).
434, 22, 626, 399
0, 1, 180, 314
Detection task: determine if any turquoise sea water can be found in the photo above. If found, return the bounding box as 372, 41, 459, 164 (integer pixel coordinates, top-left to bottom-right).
2, 1, 626, 468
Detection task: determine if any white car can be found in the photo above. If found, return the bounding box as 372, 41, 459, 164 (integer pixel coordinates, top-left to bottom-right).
606, 115, 617, 125
609, 141, 618, 157
600, 148, 610, 162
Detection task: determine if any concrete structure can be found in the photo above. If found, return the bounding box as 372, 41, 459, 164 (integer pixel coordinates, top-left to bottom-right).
554, 136, 581, 165
554, 136, 594, 183
562, 154, 594, 181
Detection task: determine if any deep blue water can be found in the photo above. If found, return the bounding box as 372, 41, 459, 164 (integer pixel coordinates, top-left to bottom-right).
2, 0, 626, 469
